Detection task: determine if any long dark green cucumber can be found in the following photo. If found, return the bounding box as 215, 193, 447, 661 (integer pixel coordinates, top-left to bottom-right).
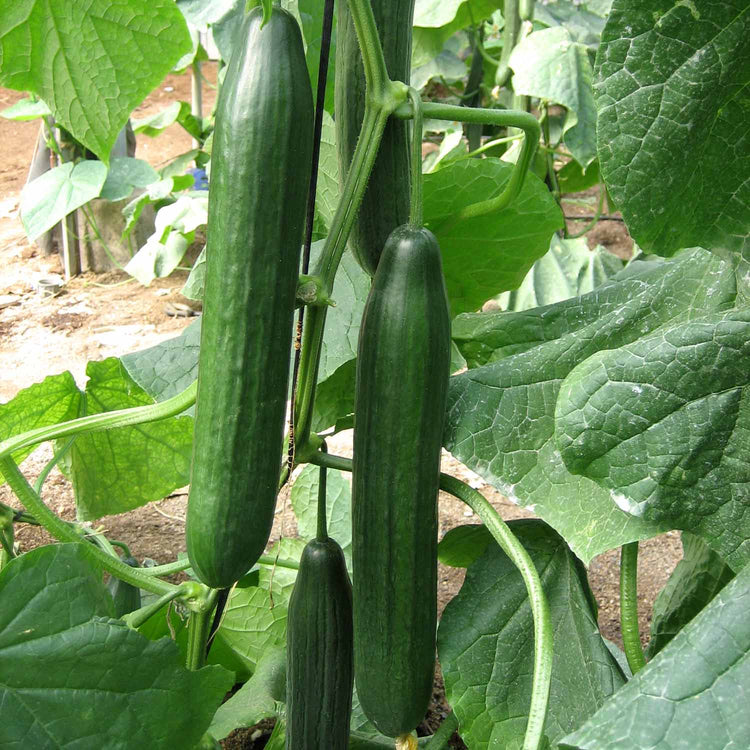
335, 0, 415, 276
286, 536, 353, 749
186, 7, 313, 589
352, 225, 451, 737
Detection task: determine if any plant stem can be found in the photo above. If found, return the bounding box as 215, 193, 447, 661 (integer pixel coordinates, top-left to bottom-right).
292, 0, 409, 455
620, 541, 646, 674
567, 185, 606, 239
424, 712, 459, 749
0, 380, 196, 461
540, 102, 560, 205
80, 204, 127, 269
317, 443, 329, 540
309, 450, 552, 750
124, 587, 184, 629
33, 436, 76, 494
393, 102, 539, 224
0, 455, 176, 597
438, 474, 552, 750
0, 504, 15, 566
407, 88, 424, 227
185, 588, 219, 670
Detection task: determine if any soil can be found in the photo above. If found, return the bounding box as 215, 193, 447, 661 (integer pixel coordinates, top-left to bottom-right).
0, 71, 682, 748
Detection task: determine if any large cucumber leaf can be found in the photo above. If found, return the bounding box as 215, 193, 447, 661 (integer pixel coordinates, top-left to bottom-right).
595, 0, 750, 257
560, 559, 750, 749
556, 308, 750, 570
0, 0, 192, 162
446, 249, 739, 563
0, 543, 232, 748
439, 519, 625, 749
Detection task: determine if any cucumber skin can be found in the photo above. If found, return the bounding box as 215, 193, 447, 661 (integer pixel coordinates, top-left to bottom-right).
186, 7, 313, 589
352, 225, 451, 737
335, 0, 415, 277
286, 538, 354, 750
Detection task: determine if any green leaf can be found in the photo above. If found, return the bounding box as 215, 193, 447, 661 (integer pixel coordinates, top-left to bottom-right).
438, 520, 625, 749
411, 47, 466, 90
121, 319, 201, 409
534, 0, 610, 49
177, 0, 240, 28
290, 464, 352, 565
557, 158, 600, 194
595, 0, 750, 257
314, 111, 339, 232
210, 0, 248, 61
0, 96, 51, 120
424, 158, 564, 315
446, 248, 740, 564
412, 0, 503, 68
100, 157, 160, 202
510, 27, 597, 167
209, 644, 286, 739
299, 0, 336, 113
131, 101, 183, 137
311, 358, 355, 433
560, 559, 750, 750
20, 160, 108, 240
0, 372, 83, 482
646, 532, 734, 659
182, 247, 206, 300
497, 235, 623, 312
219, 538, 305, 674
70, 358, 193, 519
311, 240, 370, 382
0, 544, 233, 749
438, 524, 494, 568
126, 230, 190, 286
555, 307, 750, 570
0, 0, 192, 162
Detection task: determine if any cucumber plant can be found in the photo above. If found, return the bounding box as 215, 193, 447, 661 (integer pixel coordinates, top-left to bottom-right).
1, 1, 749, 749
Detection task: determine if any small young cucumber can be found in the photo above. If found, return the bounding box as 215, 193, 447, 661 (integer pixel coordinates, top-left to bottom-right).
286, 536, 353, 749
108, 556, 142, 617
186, 6, 313, 589
336, 0, 415, 276
352, 225, 451, 737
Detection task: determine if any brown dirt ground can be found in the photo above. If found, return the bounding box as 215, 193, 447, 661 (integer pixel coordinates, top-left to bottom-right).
0, 73, 682, 749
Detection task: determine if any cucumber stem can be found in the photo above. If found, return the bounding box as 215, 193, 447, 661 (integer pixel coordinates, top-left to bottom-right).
0, 454, 177, 597
393, 102, 540, 227
293, 0, 409, 455
185, 590, 217, 670
437, 475, 552, 750
0, 380, 197, 462
407, 88, 424, 228
424, 711, 459, 749
316, 443, 329, 540
620, 541, 646, 674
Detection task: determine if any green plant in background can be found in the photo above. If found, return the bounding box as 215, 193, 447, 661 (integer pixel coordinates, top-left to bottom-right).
0, 0, 749, 748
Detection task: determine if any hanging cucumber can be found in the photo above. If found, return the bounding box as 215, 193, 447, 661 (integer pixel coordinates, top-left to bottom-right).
108, 556, 142, 617
335, 0, 415, 276
352, 220, 451, 737
286, 464, 353, 749
186, 6, 314, 589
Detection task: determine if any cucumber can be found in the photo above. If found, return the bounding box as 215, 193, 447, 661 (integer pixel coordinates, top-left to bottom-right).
335, 0, 415, 276
107, 556, 141, 617
352, 225, 451, 737
186, 6, 313, 589
286, 536, 353, 750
